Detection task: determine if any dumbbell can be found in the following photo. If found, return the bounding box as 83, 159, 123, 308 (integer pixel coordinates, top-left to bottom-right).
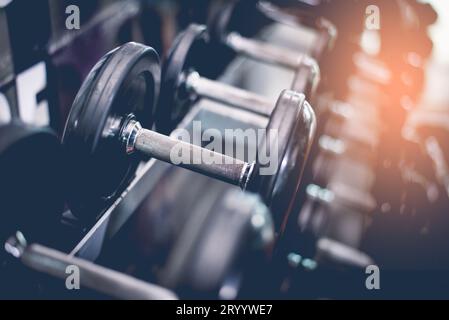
378, 0, 436, 61
0, 121, 65, 243
4, 231, 177, 300
404, 110, 449, 198
304, 183, 376, 219
256, 0, 337, 60
353, 52, 425, 104
157, 24, 315, 130
291, 182, 374, 266
209, 1, 321, 97
63, 41, 315, 232
156, 189, 274, 294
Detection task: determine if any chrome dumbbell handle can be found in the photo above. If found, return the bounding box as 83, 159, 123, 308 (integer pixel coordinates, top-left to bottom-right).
317, 238, 374, 269
225, 32, 320, 93
122, 118, 255, 190
226, 31, 309, 70
257, 1, 337, 56
5, 232, 178, 300
185, 71, 273, 117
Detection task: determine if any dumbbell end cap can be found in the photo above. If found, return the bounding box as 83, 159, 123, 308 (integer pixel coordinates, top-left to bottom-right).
239, 161, 256, 191
4, 231, 27, 258
120, 115, 142, 155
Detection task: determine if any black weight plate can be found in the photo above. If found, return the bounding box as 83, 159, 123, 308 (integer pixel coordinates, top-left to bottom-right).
0, 121, 64, 243
256, 90, 315, 232
62, 42, 160, 219
209, 0, 262, 43
161, 187, 270, 295
292, 62, 320, 98
156, 24, 209, 134
185, 191, 270, 294
159, 180, 225, 290
209, 2, 319, 98
208, 1, 236, 43
0, 8, 14, 87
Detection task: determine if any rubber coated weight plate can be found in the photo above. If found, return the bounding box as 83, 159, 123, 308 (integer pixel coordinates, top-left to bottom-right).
209, 0, 259, 42
186, 191, 271, 294
209, 3, 319, 97
256, 90, 315, 232
0, 122, 64, 242
292, 63, 319, 98
160, 181, 226, 290
63, 42, 160, 219
157, 24, 209, 134
208, 1, 236, 43
161, 187, 271, 295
